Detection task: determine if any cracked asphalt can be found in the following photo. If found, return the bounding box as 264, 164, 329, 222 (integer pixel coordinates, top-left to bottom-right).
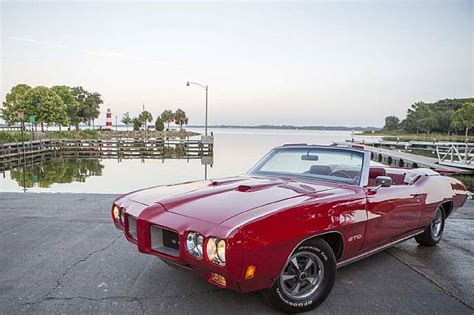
0, 193, 473, 314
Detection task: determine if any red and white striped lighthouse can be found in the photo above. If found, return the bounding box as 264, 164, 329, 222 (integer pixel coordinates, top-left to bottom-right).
106, 108, 112, 128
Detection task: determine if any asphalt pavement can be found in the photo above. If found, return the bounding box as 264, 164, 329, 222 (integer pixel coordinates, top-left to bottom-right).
0, 192, 472, 314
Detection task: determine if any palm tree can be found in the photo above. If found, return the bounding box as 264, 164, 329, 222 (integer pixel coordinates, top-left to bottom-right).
174, 108, 188, 130
138, 110, 153, 131
160, 110, 174, 130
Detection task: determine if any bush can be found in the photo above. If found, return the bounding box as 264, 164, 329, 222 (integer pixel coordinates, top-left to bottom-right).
0, 132, 32, 143
155, 118, 164, 131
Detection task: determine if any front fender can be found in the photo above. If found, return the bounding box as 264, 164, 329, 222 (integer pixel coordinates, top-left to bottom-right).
231, 191, 367, 292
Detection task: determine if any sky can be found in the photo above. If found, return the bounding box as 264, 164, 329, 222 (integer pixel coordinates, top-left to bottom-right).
0, 1, 473, 127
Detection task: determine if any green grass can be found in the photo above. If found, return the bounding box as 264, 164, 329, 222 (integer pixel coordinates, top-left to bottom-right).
0, 130, 99, 142
0, 132, 32, 142
45, 130, 100, 139
0, 129, 200, 143
454, 175, 474, 192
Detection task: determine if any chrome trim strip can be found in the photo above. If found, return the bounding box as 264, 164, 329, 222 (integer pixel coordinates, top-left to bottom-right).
359, 151, 371, 187
246, 145, 370, 188
336, 229, 424, 268
160, 258, 192, 271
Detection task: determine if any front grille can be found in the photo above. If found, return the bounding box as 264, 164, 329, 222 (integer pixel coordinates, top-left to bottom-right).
163, 229, 180, 250
128, 215, 138, 240
150, 225, 180, 257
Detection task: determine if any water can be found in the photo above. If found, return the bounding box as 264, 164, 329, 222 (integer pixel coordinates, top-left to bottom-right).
0, 128, 381, 193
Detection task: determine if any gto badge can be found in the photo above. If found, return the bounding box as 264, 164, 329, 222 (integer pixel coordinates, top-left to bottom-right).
348, 234, 362, 242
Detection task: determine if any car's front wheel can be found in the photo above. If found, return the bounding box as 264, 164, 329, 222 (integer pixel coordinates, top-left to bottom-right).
415, 205, 445, 246
264, 238, 336, 313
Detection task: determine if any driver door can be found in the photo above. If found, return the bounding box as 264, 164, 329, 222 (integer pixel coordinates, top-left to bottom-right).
361, 185, 423, 251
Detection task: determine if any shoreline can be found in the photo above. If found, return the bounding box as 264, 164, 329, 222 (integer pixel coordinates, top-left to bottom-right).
360, 131, 473, 142
0, 130, 201, 142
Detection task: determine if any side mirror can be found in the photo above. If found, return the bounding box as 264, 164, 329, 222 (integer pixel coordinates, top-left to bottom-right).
376, 176, 392, 188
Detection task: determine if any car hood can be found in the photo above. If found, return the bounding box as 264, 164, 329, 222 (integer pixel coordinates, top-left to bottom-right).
128, 176, 338, 224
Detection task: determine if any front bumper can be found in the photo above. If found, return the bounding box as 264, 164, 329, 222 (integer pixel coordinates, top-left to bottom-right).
113, 201, 245, 292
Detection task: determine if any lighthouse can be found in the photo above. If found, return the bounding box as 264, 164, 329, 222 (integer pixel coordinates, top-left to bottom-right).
106, 108, 112, 128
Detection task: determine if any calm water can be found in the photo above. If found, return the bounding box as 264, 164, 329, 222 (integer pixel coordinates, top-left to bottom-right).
0, 128, 380, 193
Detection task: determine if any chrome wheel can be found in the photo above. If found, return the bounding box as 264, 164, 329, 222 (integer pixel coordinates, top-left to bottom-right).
431, 207, 443, 239
279, 251, 324, 300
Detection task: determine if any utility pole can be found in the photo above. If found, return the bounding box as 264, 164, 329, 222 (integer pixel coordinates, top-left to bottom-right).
17, 110, 26, 166
186, 81, 209, 136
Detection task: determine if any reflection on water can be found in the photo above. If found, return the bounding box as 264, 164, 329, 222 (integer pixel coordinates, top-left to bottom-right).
0, 128, 380, 193
11, 159, 104, 190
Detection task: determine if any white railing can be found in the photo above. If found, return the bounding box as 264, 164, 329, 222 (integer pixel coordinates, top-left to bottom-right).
436, 143, 474, 167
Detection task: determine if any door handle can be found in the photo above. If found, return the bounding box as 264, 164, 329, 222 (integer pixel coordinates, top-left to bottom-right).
411, 193, 423, 202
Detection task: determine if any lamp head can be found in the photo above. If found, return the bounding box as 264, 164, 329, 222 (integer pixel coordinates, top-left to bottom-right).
186, 81, 190, 86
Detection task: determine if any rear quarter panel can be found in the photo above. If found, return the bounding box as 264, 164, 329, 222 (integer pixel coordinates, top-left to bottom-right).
415, 175, 468, 226
223, 186, 367, 292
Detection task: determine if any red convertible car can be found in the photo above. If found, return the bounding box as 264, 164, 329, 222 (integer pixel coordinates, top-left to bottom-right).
111, 144, 468, 313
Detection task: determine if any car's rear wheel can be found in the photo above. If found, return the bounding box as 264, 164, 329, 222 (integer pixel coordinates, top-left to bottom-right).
264, 238, 336, 313
415, 205, 445, 246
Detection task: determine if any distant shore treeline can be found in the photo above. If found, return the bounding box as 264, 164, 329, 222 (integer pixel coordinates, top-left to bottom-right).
186, 125, 378, 131
383, 98, 474, 136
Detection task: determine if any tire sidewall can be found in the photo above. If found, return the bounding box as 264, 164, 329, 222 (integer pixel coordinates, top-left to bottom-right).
266, 239, 336, 313
415, 205, 446, 246
430, 207, 445, 242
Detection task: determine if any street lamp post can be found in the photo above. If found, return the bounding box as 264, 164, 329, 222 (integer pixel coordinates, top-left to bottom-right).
186, 81, 208, 136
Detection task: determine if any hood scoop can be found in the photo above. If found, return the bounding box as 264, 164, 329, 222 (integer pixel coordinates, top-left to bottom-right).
235, 180, 285, 192
237, 185, 252, 192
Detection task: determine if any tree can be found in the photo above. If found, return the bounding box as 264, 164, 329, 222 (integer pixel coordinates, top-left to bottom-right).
155, 117, 164, 131
26, 86, 68, 131
160, 110, 174, 130
121, 112, 132, 131
452, 103, 474, 137
51, 86, 79, 130
1, 84, 32, 125
70, 87, 103, 130
84, 92, 102, 127
174, 108, 188, 129
401, 102, 438, 134
383, 116, 400, 131
402, 102, 424, 133
138, 110, 153, 131
417, 104, 438, 135
132, 117, 142, 131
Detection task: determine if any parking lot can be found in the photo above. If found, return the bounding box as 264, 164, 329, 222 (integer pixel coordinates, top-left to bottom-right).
0, 192, 472, 314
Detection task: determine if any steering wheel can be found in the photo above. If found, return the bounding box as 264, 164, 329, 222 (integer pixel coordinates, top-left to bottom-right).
328, 170, 353, 179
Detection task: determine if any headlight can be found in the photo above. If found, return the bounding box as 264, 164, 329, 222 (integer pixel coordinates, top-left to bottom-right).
112, 205, 120, 221
217, 239, 226, 263
186, 232, 203, 259
206, 237, 226, 266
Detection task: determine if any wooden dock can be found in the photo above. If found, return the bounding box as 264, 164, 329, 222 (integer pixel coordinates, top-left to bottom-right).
361, 145, 472, 174
356, 140, 474, 151
0, 138, 213, 170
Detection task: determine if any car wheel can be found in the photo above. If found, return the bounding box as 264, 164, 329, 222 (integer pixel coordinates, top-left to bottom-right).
415, 205, 445, 247
264, 238, 336, 313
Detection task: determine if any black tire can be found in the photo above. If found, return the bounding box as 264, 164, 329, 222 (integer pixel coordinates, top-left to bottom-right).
415, 205, 445, 247
263, 238, 336, 313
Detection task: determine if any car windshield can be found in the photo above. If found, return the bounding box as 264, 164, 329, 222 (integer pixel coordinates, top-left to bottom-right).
248, 147, 364, 185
